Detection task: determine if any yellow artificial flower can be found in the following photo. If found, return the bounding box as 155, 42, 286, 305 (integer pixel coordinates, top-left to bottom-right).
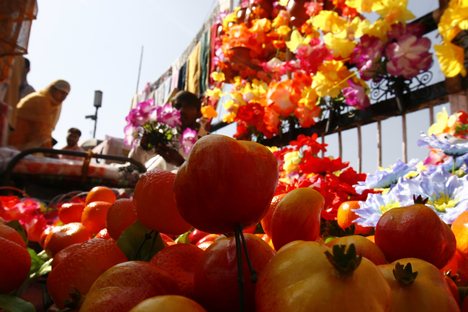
345, 0, 375, 13
312, 60, 352, 98
272, 10, 290, 28
205, 87, 224, 101
311, 10, 347, 34
348, 17, 370, 39
222, 112, 237, 123
276, 25, 292, 37
251, 18, 271, 34
362, 19, 390, 40
428, 108, 463, 136
286, 29, 311, 53
373, 0, 415, 24
278, 0, 290, 7
438, 7, 461, 42
283, 151, 301, 174
201, 105, 218, 119
324, 33, 356, 58
223, 99, 237, 111
299, 85, 319, 109
434, 42, 467, 78
222, 10, 239, 30
211, 72, 225, 83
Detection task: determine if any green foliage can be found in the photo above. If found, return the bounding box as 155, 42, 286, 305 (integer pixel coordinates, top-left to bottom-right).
0, 294, 35, 312
117, 221, 165, 261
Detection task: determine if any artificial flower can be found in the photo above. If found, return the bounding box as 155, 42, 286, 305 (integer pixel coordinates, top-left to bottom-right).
418, 134, 468, 157
311, 10, 347, 34
355, 159, 419, 193
434, 43, 467, 78
354, 191, 408, 227
312, 60, 352, 97
324, 33, 356, 58
385, 34, 433, 79
373, 0, 415, 24
201, 105, 218, 119
342, 78, 371, 109
345, 0, 375, 13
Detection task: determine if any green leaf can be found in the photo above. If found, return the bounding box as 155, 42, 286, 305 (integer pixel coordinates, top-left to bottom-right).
175, 231, 191, 244
0, 294, 35, 312
117, 221, 165, 261
28, 249, 52, 279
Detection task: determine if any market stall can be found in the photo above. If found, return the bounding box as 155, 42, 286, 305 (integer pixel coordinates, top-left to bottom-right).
0, 0, 467, 311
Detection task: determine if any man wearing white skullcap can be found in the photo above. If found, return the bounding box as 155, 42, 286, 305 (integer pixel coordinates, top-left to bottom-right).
8, 79, 71, 150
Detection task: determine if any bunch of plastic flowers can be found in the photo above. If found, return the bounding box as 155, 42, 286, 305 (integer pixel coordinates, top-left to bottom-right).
354, 109, 468, 227
271, 133, 371, 220
124, 99, 197, 155
205, 0, 434, 140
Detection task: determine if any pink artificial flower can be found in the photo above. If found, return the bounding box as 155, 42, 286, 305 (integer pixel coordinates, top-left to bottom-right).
295, 38, 332, 74
387, 22, 425, 40
342, 79, 371, 110
154, 103, 181, 128
385, 34, 432, 79
350, 35, 385, 80
180, 128, 198, 155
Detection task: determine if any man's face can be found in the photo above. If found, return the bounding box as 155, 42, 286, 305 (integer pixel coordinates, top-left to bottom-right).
51, 88, 69, 103
66, 132, 80, 146
179, 105, 200, 129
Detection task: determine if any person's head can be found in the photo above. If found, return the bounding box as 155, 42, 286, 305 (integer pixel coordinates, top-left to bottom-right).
172, 91, 202, 129
66, 127, 81, 147
49, 79, 71, 103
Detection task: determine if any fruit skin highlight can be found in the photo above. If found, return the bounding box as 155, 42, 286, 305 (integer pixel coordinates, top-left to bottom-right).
174, 134, 278, 234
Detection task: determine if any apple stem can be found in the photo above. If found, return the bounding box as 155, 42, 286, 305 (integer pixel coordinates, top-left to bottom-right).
234, 226, 245, 312
239, 228, 257, 283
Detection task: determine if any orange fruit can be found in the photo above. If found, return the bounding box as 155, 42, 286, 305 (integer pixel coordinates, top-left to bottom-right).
46, 238, 127, 309
85, 186, 116, 205
270, 187, 324, 250
133, 169, 191, 235
174, 134, 278, 234
51, 242, 82, 268
0, 222, 26, 247
0, 236, 31, 293
129, 295, 207, 312
58, 202, 85, 224
336, 200, 373, 235
451, 210, 468, 256
375, 203, 456, 268
106, 198, 137, 240
326, 235, 387, 265
150, 243, 204, 298
81, 201, 113, 235
194, 233, 275, 312
79, 261, 178, 312
43, 222, 91, 257
260, 193, 286, 238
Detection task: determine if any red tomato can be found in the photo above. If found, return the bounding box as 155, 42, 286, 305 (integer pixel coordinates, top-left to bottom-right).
270, 187, 324, 250
174, 134, 278, 234
194, 233, 275, 312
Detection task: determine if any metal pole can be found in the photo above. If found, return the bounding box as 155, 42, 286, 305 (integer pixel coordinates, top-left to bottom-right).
93, 106, 98, 138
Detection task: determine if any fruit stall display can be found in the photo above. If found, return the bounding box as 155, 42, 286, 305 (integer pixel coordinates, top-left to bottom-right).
0, 109, 466, 312
1, 0, 467, 310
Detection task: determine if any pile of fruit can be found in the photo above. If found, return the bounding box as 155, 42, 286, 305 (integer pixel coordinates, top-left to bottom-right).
0, 128, 467, 311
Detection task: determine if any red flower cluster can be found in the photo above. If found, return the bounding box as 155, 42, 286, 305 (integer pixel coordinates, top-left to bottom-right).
273, 134, 372, 220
